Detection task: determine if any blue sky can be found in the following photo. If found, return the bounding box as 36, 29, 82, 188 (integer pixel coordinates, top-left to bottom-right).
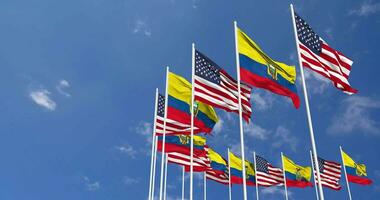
0, 0, 380, 199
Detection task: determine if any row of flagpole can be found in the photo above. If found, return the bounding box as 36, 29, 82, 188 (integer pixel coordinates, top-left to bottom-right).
147, 4, 362, 200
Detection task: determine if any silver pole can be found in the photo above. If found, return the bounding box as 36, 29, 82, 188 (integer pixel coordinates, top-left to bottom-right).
233, 20, 248, 200
253, 152, 259, 200
340, 146, 353, 200
148, 89, 159, 200
310, 150, 320, 200
190, 43, 196, 200
182, 166, 185, 200
281, 152, 288, 200
159, 67, 170, 200
289, 4, 325, 200
228, 148, 232, 200
204, 172, 207, 200
164, 154, 168, 200
151, 135, 158, 200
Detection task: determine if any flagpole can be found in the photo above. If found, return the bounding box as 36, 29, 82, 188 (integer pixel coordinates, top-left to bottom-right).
159, 66, 170, 200
204, 172, 207, 200
228, 148, 232, 200
233, 20, 248, 200
182, 166, 185, 200
310, 150, 320, 200
148, 89, 159, 200
340, 146, 352, 200
164, 154, 168, 200
190, 43, 196, 200
281, 152, 288, 200
151, 135, 158, 200
290, 4, 325, 200
253, 152, 259, 200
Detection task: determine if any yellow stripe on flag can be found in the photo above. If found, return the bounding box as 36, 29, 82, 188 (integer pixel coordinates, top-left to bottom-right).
282, 154, 311, 181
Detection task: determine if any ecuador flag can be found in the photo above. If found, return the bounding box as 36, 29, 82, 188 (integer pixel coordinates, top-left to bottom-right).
208, 148, 228, 175
342, 150, 372, 185
168, 72, 218, 134
157, 135, 207, 157
237, 27, 300, 108
282, 155, 312, 187
229, 151, 255, 186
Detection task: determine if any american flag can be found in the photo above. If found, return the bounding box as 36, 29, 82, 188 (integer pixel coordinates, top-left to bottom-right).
155, 94, 199, 135
167, 151, 211, 172
294, 12, 357, 94
206, 170, 229, 185
313, 157, 342, 190
194, 50, 252, 122
255, 155, 284, 187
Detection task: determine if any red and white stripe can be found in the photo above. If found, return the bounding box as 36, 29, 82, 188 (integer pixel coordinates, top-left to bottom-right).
256, 165, 284, 187
194, 70, 252, 122
206, 170, 229, 185
314, 160, 342, 190
298, 39, 357, 94
155, 116, 200, 135
167, 152, 210, 171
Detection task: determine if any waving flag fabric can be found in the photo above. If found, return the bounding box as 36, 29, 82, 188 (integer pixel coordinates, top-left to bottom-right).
169, 146, 211, 172
207, 148, 228, 174
194, 50, 252, 122
229, 151, 255, 186
237, 27, 300, 108
293, 12, 357, 94
342, 150, 372, 185
255, 155, 284, 187
167, 72, 218, 134
156, 94, 196, 135
312, 156, 342, 190
206, 170, 229, 185
282, 155, 312, 188
157, 135, 207, 157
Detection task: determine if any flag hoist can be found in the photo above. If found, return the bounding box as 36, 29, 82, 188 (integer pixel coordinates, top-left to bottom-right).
159, 67, 170, 200
289, 4, 325, 200
233, 21, 248, 200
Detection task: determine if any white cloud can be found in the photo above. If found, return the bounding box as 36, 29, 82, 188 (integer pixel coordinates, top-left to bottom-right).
251, 90, 275, 111
324, 28, 333, 40
136, 122, 153, 143
328, 96, 380, 135
349, 1, 380, 16
56, 79, 71, 97
115, 144, 138, 158
303, 69, 330, 94
29, 89, 57, 111
244, 123, 270, 140
272, 126, 298, 152
261, 186, 293, 198
83, 176, 100, 191
123, 176, 140, 185
132, 19, 152, 37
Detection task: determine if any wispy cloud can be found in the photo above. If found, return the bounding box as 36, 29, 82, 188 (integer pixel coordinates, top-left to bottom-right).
251, 90, 275, 111
123, 176, 140, 185
136, 121, 153, 143
261, 186, 293, 198
349, 1, 380, 16
115, 144, 138, 158
56, 79, 71, 97
324, 28, 333, 40
328, 96, 380, 135
213, 118, 224, 135
132, 19, 152, 37
303, 69, 330, 94
272, 126, 298, 152
83, 176, 100, 191
29, 89, 57, 111
244, 123, 270, 140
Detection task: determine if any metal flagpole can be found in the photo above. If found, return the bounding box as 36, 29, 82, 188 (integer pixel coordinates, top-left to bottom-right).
164, 154, 168, 200
204, 172, 207, 200
253, 152, 259, 200
228, 148, 232, 200
148, 89, 159, 200
310, 150, 320, 200
281, 152, 289, 200
182, 166, 185, 200
190, 43, 196, 200
159, 67, 170, 200
151, 135, 158, 200
233, 20, 248, 200
340, 146, 353, 200
289, 4, 325, 200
